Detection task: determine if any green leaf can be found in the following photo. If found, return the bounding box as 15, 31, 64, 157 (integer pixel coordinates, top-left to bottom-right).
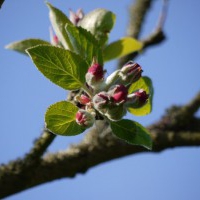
110, 119, 152, 150
46, 2, 73, 50
128, 76, 153, 116
26, 45, 88, 90
5, 39, 50, 55
103, 37, 143, 62
78, 8, 116, 46
65, 24, 103, 65
45, 101, 85, 136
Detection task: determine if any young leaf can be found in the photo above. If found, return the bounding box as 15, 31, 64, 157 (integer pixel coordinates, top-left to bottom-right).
65, 24, 103, 65
5, 39, 50, 55
128, 76, 153, 116
46, 2, 73, 50
78, 8, 116, 46
103, 37, 143, 62
45, 101, 85, 136
26, 45, 88, 90
110, 119, 152, 150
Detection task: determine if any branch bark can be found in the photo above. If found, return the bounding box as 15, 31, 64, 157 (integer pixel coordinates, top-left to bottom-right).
24, 129, 56, 164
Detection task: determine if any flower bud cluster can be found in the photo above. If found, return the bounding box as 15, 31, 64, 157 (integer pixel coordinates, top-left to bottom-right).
75, 59, 149, 127
93, 84, 128, 121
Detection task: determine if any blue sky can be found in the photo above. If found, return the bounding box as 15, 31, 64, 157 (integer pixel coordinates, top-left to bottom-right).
0, 0, 200, 199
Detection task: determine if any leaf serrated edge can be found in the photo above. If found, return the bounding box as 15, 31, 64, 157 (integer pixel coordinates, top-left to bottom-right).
65, 24, 103, 65
45, 101, 83, 136
5, 38, 51, 55
26, 45, 87, 90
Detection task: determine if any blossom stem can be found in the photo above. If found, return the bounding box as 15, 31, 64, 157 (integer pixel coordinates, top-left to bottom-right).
82, 84, 93, 97
105, 70, 120, 90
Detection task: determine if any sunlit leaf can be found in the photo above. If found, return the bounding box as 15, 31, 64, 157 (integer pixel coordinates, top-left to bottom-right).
5, 39, 50, 55
103, 37, 143, 62
45, 101, 85, 136
65, 24, 103, 65
46, 2, 73, 50
110, 119, 152, 150
26, 45, 88, 90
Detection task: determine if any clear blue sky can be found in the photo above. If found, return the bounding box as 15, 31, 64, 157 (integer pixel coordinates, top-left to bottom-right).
0, 0, 200, 199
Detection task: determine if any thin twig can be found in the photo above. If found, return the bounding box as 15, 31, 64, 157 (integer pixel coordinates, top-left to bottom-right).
118, 0, 169, 67
0, 0, 4, 9
141, 0, 169, 48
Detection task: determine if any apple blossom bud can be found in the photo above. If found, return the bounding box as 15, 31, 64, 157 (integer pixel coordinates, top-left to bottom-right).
85, 63, 104, 88
75, 109, 94, 128
69, 9, 84, 25
119, 61, 143, 85
93, 87, 128, 121
108, 84, 128, 104
126, 89, 149, 108
93, 91, 110, 114
79, 94, 91, 105
74, 94, 91, 109
49, 27, 59, 46
88, 63, 104, 80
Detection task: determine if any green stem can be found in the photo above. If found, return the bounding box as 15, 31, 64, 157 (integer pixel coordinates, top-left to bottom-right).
82, 84, 93, 97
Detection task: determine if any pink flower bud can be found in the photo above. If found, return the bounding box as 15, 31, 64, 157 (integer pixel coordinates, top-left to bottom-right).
69, 9, 84, 25
88, 63, 104, 80
79, 94, 91, 105
49, 27, 59, 46
127, 89, 149, 108
93, 88, 128, 121
85, 63, 104, 88
75, 110, 94, 128
93, 91, 127, 121
108, 84, 128, 104
120, 61, 143, 84
135, 89, 149, 104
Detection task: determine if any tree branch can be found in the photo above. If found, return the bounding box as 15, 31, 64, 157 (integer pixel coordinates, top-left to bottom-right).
0, 91, 199, 198
1, 0, 199, 198
24, 129, 56, 164
118, 0, 168, 67
140, 0, 168, 48
149, 91, 200, 132
0, 0, 4, 9
127, 0, 152, 39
